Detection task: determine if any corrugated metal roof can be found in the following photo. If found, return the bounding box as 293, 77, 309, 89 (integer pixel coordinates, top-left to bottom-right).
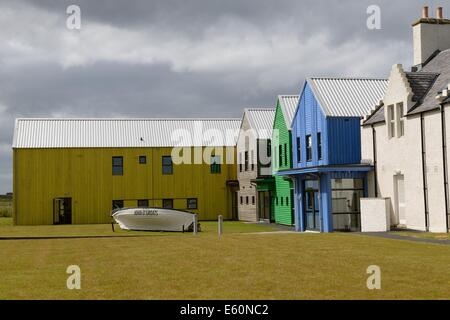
278, 95, 299, 129
244, 108, 276, 139
13, 118, 241, 148
308, 78, 388, 117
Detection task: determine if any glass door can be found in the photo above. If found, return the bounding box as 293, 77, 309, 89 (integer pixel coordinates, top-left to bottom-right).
304, 180, 320, 231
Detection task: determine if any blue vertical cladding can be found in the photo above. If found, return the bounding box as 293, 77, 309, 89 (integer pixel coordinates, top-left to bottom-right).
292, 83, 328, 169
292, 81, 362, 167
327, 117, 362, 165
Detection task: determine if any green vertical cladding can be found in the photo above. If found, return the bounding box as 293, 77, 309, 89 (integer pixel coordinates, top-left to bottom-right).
272, 100, 293, 225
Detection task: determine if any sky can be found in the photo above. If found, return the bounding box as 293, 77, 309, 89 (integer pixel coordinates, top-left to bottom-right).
0, 0, 447, 193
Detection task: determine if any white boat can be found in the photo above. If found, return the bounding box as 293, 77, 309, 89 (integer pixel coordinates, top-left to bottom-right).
111, 207, 200, 232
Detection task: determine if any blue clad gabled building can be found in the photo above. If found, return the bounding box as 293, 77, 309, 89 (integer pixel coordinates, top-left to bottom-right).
278, 78, 388, 232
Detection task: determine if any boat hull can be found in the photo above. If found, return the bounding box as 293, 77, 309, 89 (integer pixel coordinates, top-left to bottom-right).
112, 208, 197, 232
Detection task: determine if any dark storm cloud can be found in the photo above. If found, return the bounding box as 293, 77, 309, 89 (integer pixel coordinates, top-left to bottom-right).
0, 0, 448, 193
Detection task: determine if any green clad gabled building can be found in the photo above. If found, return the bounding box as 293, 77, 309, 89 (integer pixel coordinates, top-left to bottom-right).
272, 95, 299, 225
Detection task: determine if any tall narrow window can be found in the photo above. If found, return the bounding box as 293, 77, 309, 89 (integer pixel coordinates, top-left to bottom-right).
279, 144, 283, 167
210, 155, 221, 174
267, 140, 272, 157
317, 132, 322, 160
396, 103, 404, 137
284, 143, 287, 167
244, 151, 249, 171
388, 105, 395, 138
296, 137, 301, 163
251, 150, 255, 171
112, 157, 123, 176
239, 153, 243, 172
162, 156, 173, 175
306, 135, 312, 162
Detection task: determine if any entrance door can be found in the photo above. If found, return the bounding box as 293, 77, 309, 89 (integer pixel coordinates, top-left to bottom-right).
394, 175, 406, 225
258, 191, 272, 221
53, 198, 72, 225
304, 190, 320, 231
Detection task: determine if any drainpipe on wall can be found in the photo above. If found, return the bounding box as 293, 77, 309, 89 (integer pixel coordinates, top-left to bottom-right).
420, 113, 430, 231
440, 105, 450, 232
371, 125, 378, 197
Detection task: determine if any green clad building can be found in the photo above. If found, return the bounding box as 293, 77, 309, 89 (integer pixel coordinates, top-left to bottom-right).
272, 95, 299, 225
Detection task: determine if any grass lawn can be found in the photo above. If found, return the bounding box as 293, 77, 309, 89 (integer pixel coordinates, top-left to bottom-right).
0, 199, 12, 218
0, 218, 449, 300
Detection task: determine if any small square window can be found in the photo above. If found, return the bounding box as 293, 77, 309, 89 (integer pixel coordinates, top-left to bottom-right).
187, 198, 198, 210
139, 156, 147, 164
112, 200, 124, 210
162, 199, 173, 209
138, 199, 149, 207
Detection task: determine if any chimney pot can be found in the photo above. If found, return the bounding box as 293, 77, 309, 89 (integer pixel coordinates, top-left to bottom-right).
437, 7, 443, 19
423, 6, 429, 19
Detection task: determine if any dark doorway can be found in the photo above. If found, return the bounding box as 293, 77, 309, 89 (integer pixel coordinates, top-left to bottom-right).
258, 191, 272, 221
53, 198, 72, 225
231, 191, 238, 220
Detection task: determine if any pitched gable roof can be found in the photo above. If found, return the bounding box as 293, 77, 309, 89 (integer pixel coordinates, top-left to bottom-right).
278, 95, 299, 130
308, 77, 388, 117
13, 118, 241, 148
243, 108, 276, 139
408, 49, 450, 115
363, 104, 385, 126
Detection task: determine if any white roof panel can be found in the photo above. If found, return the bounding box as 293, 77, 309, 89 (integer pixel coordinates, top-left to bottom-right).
308, 78, 388, 117
13, 118, 241, 148
278, 95, 299, 129
244, 108, 276, 139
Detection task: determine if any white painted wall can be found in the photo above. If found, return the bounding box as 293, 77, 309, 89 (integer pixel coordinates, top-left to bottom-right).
361, 198, 391, 232
413, 22, 450, 66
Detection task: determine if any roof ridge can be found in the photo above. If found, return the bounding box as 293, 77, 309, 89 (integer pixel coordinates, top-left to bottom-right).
308, 76, 388, 81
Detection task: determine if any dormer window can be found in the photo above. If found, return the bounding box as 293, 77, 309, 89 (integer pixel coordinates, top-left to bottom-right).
387, 105, 395, 139
396, 103, 404, 137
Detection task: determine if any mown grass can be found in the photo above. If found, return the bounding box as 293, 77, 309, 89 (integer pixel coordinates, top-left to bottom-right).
0, 219, 449, 300
0, 199, 12, 218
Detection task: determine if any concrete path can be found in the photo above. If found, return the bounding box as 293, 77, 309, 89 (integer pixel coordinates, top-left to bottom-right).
357, 232, 450, 245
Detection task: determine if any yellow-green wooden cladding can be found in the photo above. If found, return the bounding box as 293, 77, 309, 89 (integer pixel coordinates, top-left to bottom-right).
13, 147, 237, 225
272, 100, 294, 225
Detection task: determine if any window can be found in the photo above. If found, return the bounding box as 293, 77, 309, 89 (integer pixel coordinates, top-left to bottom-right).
279, 144, 283, 167
112, 200, 124, 210
138, 199, 149, 207
284, 143, 287, 166
239, 153, 243, 172
286, 197, 289, 206
306, 135, 313, 162
252, 196, 255, 205
388, 105, 395, 138
139, 156, 147, 164
162, 199, 173, 209
281, 197, 284, 206
240, 196, 243, 205
162, 156, 173, 175
244, 151, 249, 171
267, 140, 272, 157
296, 137, 301, 163
251, 150, 255, 171
210, 155, 221, 174
246, 196, 249, 205
317, 132, 322, 160
187, 198, 198, 210
112, 157, 123, 176
396, 103, 404, 137
276, 197, 279, 205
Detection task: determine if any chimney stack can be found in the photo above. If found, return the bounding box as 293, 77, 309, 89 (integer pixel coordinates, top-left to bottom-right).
437, 7, 443, 20
423, 6, 429, 19
413, 6, 450, 67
